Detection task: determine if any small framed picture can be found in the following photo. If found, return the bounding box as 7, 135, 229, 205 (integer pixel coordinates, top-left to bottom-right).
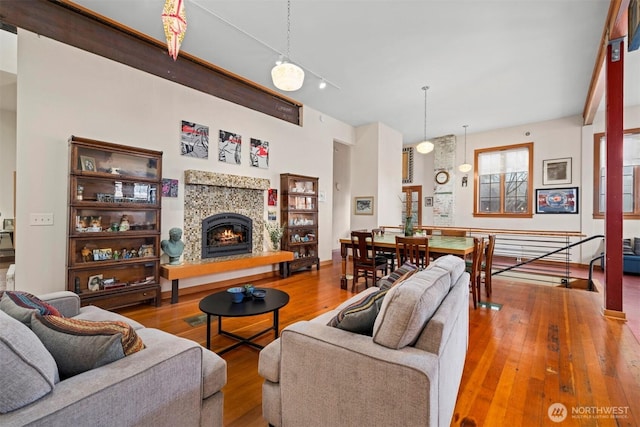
92, 248, 113, 261
80, 155, 97, 172
354, 196, 374, 215
536, 187, 579, 214
542, 157, 572, 185
87, 274, 103, 291
425, 197, 433, 207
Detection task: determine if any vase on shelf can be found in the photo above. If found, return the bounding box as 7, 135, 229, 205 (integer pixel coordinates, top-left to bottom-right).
404, 216, 414, 236
270, 239, 280, 251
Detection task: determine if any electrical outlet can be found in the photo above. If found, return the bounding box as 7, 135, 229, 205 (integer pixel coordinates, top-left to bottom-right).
30, 213, 54, 226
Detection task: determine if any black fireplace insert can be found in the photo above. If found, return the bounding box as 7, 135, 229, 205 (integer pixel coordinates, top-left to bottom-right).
201, 213, 252, 258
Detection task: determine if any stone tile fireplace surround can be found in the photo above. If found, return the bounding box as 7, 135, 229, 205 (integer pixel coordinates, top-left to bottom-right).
182, 170, 270, 262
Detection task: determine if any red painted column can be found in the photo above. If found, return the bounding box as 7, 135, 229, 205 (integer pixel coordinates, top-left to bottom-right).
604, 39, 624, 313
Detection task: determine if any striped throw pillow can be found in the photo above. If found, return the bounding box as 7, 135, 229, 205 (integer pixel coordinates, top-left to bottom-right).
378, 261, 418, 291
327, 289, 389, 335
31, 314, 145, 379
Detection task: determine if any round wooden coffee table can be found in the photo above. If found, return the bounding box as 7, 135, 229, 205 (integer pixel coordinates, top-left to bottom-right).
199, 288, 289, 354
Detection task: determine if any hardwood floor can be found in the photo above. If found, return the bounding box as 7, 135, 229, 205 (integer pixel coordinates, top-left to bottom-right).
116, 258, 640, 426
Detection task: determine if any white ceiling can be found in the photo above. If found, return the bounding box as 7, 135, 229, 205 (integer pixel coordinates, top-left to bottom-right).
8, 1, 640, 141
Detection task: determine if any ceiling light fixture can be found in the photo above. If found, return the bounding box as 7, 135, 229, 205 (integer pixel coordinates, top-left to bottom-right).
318, 79, 327, 90
271, 0, 304, 91
416, 86, 434, 154
190, 0, 339, 91
459, 125, 473, 173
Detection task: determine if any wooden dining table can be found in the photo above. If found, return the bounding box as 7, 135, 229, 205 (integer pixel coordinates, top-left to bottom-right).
338, 233, 475, 289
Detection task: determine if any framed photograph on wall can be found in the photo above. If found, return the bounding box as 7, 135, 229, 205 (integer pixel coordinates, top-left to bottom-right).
536, 187, 579, 214
542, 157, 572, 185
354, 196, 374, 215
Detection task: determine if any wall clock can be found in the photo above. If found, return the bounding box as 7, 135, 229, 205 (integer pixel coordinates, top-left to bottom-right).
435, 170, 450, 185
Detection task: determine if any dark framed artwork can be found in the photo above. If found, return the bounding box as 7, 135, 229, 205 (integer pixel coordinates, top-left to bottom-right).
402, 147, 414, 184
425, 196, 433, 207
542, 157, 571, 185
536, 187, 579, 214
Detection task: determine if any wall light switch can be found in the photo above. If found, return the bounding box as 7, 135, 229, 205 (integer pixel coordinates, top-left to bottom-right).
30, 213, 54, 226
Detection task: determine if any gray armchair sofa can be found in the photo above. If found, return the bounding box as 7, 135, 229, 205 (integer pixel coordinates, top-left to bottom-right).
258, 255, 470, 427
0, 291, 227, 427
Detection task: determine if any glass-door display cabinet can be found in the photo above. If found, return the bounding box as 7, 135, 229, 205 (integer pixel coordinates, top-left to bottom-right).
280, 173, 319, 273
67, 135, 163, 309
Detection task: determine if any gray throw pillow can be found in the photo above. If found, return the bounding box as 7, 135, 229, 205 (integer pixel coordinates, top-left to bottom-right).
327, 289, 389, 335
0, 310, 59, 414
372, 266, 451, 349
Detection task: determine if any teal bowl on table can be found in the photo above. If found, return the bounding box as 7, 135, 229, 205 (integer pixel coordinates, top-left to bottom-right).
227, 287, 245, 303
252, 289, 266, 300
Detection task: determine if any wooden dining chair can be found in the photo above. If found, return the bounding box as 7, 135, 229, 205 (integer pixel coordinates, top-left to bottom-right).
440, 229, 468, 237
373, 227, 396, 270
395, 236, 430, 270
482, 234, 496, 297
350, 230, 389, 292
466, 237, 485, 309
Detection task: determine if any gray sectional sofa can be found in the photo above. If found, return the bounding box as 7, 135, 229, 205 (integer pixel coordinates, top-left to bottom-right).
259, 255, 470, 427
0, 291, 227, 426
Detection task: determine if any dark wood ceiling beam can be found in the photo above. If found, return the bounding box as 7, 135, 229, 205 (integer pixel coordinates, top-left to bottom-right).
0, 0, 302, 126
583, 0, 630, 125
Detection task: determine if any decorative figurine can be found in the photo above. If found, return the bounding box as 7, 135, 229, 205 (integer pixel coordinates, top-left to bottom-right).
81, 246, 92, 262
161, 227, 185, 265
119, 215, 130, 231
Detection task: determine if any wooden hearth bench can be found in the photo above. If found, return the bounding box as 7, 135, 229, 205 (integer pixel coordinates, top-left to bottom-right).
160, 251, 295, 304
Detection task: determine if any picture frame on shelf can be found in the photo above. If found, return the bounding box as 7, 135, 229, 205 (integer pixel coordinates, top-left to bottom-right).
535, 187, 579, 214
87, 274, 103, 292
354, 196, 374, 215
542, 157, 572, 185
80, 155, 97, 172
93, 248, 113, 261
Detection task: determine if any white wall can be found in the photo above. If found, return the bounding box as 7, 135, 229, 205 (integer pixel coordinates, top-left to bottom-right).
15, 30, 354, 295
377, 123, 403, 227
350, 123, 380, 231
332, 141, 352, 250
348, 122, 403, 231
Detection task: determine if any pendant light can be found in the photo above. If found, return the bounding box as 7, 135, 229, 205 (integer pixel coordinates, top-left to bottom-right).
416, 86, 434, 154
459, 125, 473, 172
271, 0, 305, 91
